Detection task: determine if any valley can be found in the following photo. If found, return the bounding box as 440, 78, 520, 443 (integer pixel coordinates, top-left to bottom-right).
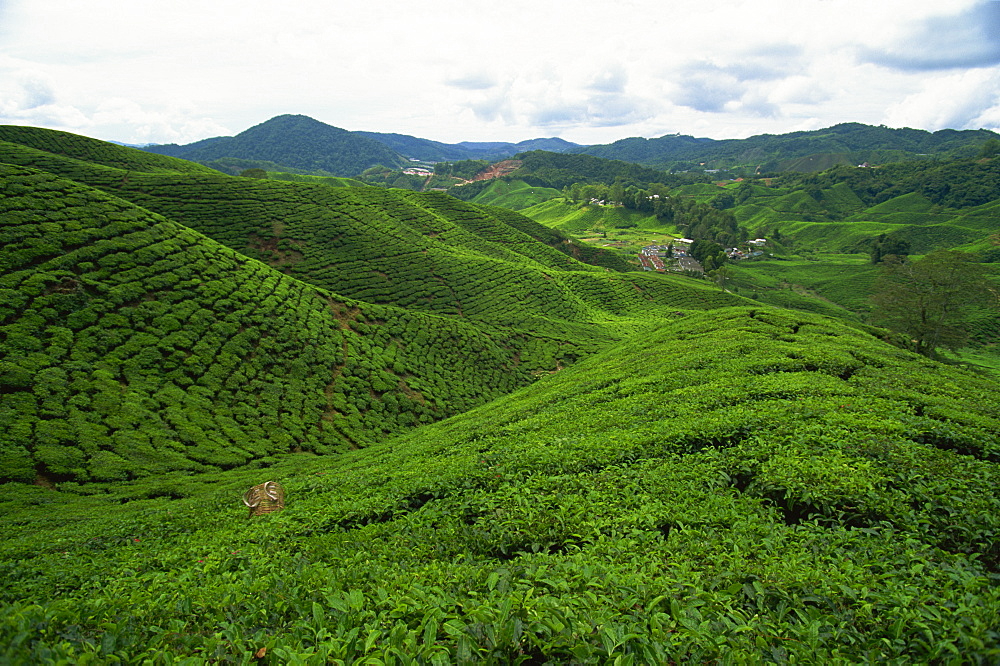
1, 120, 999, 663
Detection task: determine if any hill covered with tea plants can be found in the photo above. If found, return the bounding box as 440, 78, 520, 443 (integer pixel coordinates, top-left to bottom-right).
2, 125, 1000, 662
3, 307, 1000, 662
0, 128, 744, 485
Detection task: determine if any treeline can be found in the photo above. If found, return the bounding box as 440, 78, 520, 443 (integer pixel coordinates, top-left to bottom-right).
562, 181, 747, 247
509, 150, 710, 189
575, 122, 1000, 171
777, 156, 1000, 209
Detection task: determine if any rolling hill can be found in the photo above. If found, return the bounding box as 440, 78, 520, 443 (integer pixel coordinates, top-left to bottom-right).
3, 306, 1000, 662
2, 125, 1000, 662
0, 126, 742, 485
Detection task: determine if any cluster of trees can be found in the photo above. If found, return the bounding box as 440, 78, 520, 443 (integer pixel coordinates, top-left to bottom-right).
560, 180, 747, 247
868, 233, 910, 264
433, 159, 491, 180
689, 239, 729, 272
777, 155, 1000, 209
871, 250, 996, 357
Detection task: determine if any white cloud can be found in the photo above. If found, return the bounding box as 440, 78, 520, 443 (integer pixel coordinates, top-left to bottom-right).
1, 0, 998, 144
883, 69, 1000, 131
860, 1, 1000, 71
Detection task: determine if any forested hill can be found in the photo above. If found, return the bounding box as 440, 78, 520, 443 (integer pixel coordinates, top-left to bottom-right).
143, 115, 580, 175
143, 114, 408, 176
574, 122, 1000, 172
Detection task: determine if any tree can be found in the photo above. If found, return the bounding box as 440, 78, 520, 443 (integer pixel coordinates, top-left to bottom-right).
870, 233, 910, 264
978, 138, 1000, 159
870, 250, 996, 357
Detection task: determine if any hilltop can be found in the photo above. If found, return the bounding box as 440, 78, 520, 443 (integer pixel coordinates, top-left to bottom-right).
143, 115, 408, 177
143, 115, 581, 177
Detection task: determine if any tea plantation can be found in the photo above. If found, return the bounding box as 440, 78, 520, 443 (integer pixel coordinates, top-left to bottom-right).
2, 127, 1000, 663
3, 308, 1000, 663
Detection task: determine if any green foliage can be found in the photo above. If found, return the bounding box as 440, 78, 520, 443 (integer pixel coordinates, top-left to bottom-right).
510, 150, 708, 189
0, 126, 218, 175
0, 164, 569, 482
434, 159, 490, 180
462, 179, 563, 211
871, 250, 998, 356
143, 114, 407, 176
574, 122, 1000, 171
3, 309, 1000, 662
4, 125, 1000, 662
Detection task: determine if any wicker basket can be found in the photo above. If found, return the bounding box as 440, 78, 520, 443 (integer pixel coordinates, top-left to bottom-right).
243, 481, 285, 517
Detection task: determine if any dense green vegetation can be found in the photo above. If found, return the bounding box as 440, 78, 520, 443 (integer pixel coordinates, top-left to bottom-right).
0, 126, 219, 175
506, 150, 710, 190
451, 179, 563, 211
574, 122, 1000, 173
4, 308, 1000, 662
1, 127, 741, 486
2, 124, 1000, 662
0, 164, 543, 482
144, 115, 407, 177
355, 132, 578, 163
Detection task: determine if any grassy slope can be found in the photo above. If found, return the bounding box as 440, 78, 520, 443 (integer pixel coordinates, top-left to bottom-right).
467, 179, 563, 210
522, 199, 669, 235
0, 136, 661, 334
732, 183, 993, 254
2, 308, 999, 662
3, 125, 1000, 662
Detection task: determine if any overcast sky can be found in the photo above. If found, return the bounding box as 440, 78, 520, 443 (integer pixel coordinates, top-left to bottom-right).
2, 0, 999, 146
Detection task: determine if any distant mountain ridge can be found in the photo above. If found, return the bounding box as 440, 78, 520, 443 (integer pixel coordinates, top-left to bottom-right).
144, 114, 407, 176
143, 115, 580, 176
142, 115, 1000, 178
573, 122, 1000, 172
355, 131, 578, 162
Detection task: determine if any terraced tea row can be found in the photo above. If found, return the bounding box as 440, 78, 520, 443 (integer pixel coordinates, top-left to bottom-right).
0, 165, 566, 482
3, 308, 999, 662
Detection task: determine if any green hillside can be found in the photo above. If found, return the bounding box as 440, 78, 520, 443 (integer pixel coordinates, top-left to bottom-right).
463, 179, 562, 210
4, 308, 1000, 662
144, 115, 408, 177
3, 125, 1000, 662
0, 132, 687, 333
0, 164, 554, 482
0, 128, 743, 486
0, 125, 218, 175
